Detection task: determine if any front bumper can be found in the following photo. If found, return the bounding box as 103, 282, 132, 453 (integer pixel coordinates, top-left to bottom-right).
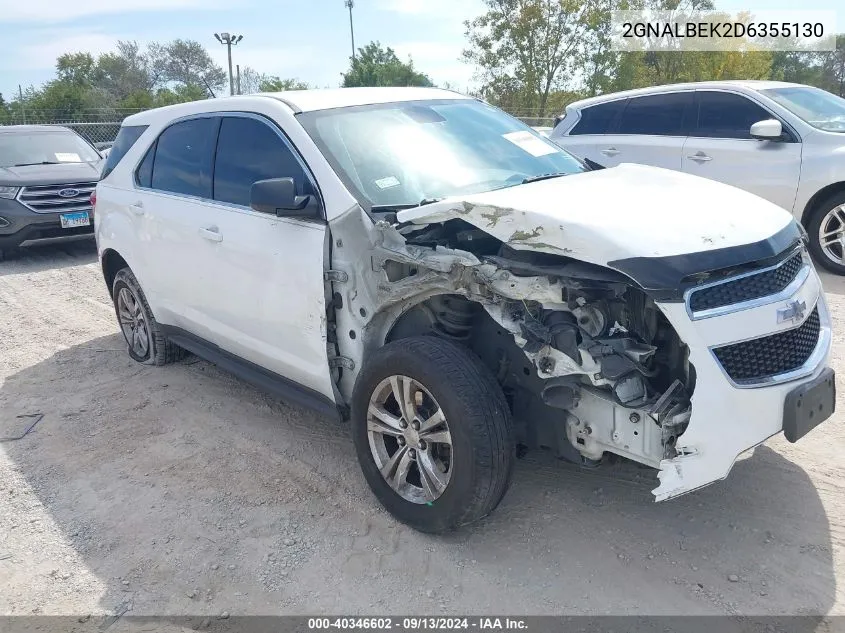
0, 198, 93, 250
653, 263, 833, 501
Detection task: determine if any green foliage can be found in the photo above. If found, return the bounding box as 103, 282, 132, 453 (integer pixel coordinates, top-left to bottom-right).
8, 38, 225, 123
464, 0, 595, 116
258, 76, 310, 92
342, 42, 433, 88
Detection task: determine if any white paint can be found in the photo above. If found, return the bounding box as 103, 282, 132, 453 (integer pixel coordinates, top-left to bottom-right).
653, 275, 831, 500
551, 80, 845, 224
398, 163, 794, 262
98, 88, 835, 506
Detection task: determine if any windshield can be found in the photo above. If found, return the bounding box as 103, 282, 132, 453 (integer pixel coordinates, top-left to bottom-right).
0, 130, 102, 168
298, 99, 586, 210
761, 87, 845, 133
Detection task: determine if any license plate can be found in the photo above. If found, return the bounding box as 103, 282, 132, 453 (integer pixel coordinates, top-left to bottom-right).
59, 211, 90, 229
783, 367, 836, 443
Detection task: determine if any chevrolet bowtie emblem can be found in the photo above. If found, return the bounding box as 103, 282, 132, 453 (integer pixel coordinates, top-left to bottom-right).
777, 299, 807, 325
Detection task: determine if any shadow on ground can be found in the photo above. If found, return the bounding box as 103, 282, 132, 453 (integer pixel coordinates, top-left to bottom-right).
0, 333, 838, 623
0, 240, 97, 277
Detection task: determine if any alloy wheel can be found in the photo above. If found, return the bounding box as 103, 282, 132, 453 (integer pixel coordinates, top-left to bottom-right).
818, 204, 845, 266
366, 375, 453, 504
117, 287, 150, 358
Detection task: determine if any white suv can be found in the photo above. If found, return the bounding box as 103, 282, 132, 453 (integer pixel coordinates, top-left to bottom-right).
95, 88, 835, 532
550, 81, 845, 274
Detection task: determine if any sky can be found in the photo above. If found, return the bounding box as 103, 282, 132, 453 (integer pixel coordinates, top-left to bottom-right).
0, 0, 486, 100
0, 0, 841, 101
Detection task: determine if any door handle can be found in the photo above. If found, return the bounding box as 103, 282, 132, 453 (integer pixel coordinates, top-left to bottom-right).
198, 226, 223, 243
600, 147, 620, 157
129, 202, 144, 216
688, 152, 712, 162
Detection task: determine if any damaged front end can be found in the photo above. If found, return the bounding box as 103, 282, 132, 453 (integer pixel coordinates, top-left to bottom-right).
328, 208, 698, 499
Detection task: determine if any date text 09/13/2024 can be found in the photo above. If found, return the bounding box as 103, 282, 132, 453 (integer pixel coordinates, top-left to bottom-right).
307, 618, 528, 630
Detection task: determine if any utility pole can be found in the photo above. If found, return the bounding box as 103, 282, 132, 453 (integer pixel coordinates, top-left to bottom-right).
18, 85, 25, 124
236, 65, 241, 95
214, 32, 244, 96
345, 0, 356, 59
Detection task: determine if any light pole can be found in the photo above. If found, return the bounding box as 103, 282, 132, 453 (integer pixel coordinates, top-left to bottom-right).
214, 32, 244, 96
344, 0, 355, 59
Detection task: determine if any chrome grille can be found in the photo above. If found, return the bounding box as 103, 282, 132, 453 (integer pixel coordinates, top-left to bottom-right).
17, 182, 96, 214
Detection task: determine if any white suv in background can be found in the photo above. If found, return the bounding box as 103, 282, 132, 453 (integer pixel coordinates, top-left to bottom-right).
550, 81, 845, 274
94, 88, 834, 532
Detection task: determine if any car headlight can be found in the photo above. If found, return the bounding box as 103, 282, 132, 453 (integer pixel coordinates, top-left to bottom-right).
0, 186, 19, 199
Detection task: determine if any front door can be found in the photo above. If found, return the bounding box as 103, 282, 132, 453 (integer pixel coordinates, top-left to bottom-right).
198, 114, 334, 400
682, 90, 802, 211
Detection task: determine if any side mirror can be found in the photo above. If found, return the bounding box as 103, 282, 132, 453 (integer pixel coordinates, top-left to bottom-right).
750, 119, 783, 141
250, 177, 320, 218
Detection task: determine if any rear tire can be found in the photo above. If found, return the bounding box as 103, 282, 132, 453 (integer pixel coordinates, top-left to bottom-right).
807, 191, 845, 275
112, 267, 185, 366
351, 336, 515, 533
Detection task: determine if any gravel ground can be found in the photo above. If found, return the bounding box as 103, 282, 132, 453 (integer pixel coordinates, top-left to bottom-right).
1, 240, 844, 621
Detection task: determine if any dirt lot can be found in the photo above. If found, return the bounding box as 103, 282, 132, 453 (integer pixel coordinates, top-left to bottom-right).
1, 240, 845, 620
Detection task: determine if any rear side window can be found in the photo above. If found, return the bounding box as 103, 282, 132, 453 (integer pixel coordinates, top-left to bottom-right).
135, 141, 156, 188
151, 117, 218, 198
102, 125, 148, 179
617, 92, 693, 136
695, 91, 773, 139
569, 100, 627, 135
213, 116, 313, 207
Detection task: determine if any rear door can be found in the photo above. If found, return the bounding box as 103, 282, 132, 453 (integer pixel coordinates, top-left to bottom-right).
682, 90, 801, 210
594, 91, 694, 170
132, 115, 221, 340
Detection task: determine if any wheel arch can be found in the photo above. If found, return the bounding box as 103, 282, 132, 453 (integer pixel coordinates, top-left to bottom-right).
100, 248, 130, 299
801, 181, 845, 227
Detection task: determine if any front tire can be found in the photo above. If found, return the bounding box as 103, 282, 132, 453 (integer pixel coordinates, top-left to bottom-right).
808, 191, 845, 275
112, 267, 185, 365
351, 336, 515, 533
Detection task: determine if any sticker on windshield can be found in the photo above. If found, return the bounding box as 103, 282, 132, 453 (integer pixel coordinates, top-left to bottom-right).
375, 176, 400, 190
54, 152, 81, 162
503, 131, 558, 157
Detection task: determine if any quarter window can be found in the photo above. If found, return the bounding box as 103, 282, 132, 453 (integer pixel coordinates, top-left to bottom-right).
213, 116, 312, 207
695, 91, 774, 139
135, 141, 155, 188
570, 100, 627, 135
150, 117, 217, 198
102, 125, 148, 179
616, 93, 693, 136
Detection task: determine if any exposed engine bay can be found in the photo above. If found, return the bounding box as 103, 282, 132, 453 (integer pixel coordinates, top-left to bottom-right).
331, 214, 695, 472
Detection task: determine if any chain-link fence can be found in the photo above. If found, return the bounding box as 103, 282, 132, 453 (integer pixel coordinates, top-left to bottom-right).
0, 107, 555, 148
0, 109, 146, 148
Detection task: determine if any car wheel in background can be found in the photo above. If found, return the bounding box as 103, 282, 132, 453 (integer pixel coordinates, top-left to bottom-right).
808, 191, 845, 275
111, 267, 185, 365
351, 336, 515, 533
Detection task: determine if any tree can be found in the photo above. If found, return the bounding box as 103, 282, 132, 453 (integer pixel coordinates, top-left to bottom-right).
464, 0, 595, 117
152, 84, 208, 107
259, 76, 310, 92
820, 34, 845, 97
342, 42, 433, 88
95, 41, 158, 103
56, 52, 96, 86
148, 39, 227, 96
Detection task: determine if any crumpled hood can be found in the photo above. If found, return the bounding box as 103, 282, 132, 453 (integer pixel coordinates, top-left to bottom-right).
396, 163, 795, 266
